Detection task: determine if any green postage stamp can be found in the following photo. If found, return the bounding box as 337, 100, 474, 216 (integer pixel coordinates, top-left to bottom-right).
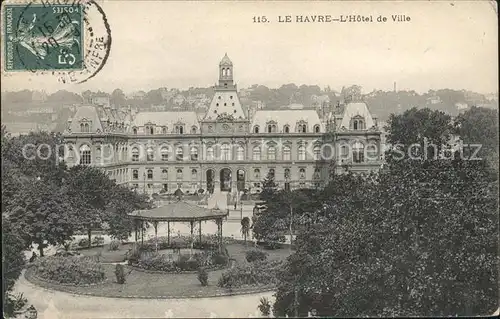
4, 1, 84, 71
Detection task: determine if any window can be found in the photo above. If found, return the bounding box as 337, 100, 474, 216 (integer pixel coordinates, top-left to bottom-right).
254, 169, 260, 180
133, 127, 137, 135
133, 169, 139, 180
284, 168, 290, 180
299, 168, 306, 179
269, 169, 275, 178
190, 146, 198, 161
161, 169, 168, 180
132, 147, 139, 162
147, 169, 153, 179
207, 146, 214, 160
283, 146, 291, 161
298, 145, 306, 160
147, 183, 153, 189
175, 125, 184, 134
148, 126, 154, 135
79, 145, 91, 165
176, 169, 183, 180
80, 123, 90, 132
221, 144, 231, 161
252, 146, 261, 161
297, 124, 307, 133
313, 146, 321, 160
230, 96, 233, 99
162, 126, 167, 134
340, 145, 349, 160
163, 184, 168, 191
314, 125, 320, 133
191, 169, 198, 181
268, 125, 272, 133
176, 147, 183, 161
284, 125, 290, 133
351, 117, 365, 130
353, 142, 365, 163
237, 145, 245, 160
161, 147, 169, 161
366, 144, 378, 161
191, 126, 197, 134
267, 146, 276, 160
147, 147, 154, 161
313, 168, 321, 179
254, 126, 259, 133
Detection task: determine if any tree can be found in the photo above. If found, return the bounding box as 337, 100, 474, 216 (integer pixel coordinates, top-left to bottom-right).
105, 185, 150, 240
454, 106, 499, 165
110, 88, 127, 107
385, 107, 453, 161
240, 217, 250, 246
273, 156, 498, 317
65, 166, 116, 248
8, 180, 77, 256
252, 172, 283, 243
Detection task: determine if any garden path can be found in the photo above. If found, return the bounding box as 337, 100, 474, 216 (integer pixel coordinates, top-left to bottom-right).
14, 271, 275, 318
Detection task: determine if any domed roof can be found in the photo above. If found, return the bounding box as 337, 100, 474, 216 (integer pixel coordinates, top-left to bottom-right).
219, 53, 232, 66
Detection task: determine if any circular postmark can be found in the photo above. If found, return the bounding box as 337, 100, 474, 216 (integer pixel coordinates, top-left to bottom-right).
7, 0, 111, 84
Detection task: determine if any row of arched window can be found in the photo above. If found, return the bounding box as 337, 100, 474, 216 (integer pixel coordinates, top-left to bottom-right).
132, 168, 198, 181
128, 144, 322, 162
255, 124, 321, 134
133, 125, 197, 135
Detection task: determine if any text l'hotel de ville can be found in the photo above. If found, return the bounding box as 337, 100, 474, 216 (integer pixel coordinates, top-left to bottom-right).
253, 14, 411, 23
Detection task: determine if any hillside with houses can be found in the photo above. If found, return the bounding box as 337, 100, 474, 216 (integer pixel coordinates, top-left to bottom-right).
1, 85, 498, 136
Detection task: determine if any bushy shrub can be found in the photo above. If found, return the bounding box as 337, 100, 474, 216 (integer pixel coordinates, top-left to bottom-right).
126, 245, 141, 265
174, 254, 199, 271
78, 238, 89, 247
33, 256, 105, 285
258, 297, 272, 316
115, 264, 126, 284
138, 254, 178, 272
245, 249, 268, 263
211, 252, 229, 266
92, 236, 105, 246
109, 240, 120, 251
217, 260, 282, 288
198, 267, 209, 286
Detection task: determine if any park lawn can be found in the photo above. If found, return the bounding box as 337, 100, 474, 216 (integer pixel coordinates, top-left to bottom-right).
78, 243, 134, 263
27, 243, 292, 298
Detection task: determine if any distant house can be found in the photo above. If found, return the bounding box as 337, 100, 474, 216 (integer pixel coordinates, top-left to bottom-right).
92, 95, 110, 107
173, 94, 186, 105
128, 91, 146, 100
427, 96, 442, 105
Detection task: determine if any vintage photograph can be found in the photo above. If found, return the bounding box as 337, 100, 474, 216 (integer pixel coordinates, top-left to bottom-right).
1, 0, 498, 318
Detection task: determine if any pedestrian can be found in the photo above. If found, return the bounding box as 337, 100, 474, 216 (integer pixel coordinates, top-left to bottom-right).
29, 251, 37, 263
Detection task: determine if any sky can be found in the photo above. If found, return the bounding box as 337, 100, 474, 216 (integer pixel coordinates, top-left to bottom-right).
2, 0, 498, 95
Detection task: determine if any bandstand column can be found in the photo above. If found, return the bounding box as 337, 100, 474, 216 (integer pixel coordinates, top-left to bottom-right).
153, 221, 158, 253
167, 221, 170, 245
141, 220, 144, 245
199, 220, 202, 243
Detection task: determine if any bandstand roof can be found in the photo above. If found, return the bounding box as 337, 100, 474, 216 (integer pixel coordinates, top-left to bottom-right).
129, 201, 228, 222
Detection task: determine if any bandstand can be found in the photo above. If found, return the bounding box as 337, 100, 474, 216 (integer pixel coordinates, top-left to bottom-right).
128, 200, 229, 253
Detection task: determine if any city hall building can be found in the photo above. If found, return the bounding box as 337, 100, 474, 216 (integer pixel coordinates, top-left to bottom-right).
63, 54, 383, 196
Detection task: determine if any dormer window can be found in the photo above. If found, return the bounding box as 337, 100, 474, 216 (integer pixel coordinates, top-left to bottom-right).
283, 125, 290, 133
314, 125, 320, 133
350, 116, 365, 130
132, 127, 137, 135
80, 123, 90, 132
253, 126, 260, 133
296, 122, 307, 133
162, 126, 167, 134
175, 125, 184, 134
191, 126, 197, 134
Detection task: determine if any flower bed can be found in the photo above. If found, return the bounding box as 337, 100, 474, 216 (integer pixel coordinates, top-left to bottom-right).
217, 259, 282, 288
131, 250, 229, 273
32, 256, 105, 286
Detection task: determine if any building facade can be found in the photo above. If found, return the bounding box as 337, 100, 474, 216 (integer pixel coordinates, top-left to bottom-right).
63, 54, 383, 196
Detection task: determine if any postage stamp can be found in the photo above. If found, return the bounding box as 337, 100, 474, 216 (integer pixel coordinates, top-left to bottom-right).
4, 2, 84, 71
2, 0, 111, 83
